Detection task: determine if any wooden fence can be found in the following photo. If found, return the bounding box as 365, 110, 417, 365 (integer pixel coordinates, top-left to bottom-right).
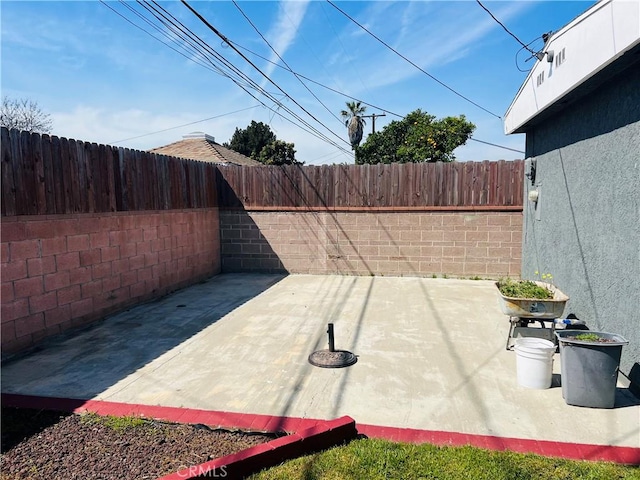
217, 160, 524, 210
1, 128, 217, 216
2, 128, 524, 216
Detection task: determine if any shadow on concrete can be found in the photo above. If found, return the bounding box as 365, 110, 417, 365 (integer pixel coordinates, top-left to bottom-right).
270, 275, 364, 426
1, 406, 72, 453
629, 363, 640, 399
1, 273, 285, 400
550, 378, 639, 408
615, 388, 640, 408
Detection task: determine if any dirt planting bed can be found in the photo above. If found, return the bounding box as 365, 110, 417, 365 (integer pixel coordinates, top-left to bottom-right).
1, 407, 276, 480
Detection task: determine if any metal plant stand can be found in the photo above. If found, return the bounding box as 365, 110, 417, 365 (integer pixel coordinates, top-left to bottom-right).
506, 316, 587, 350
506, 317, 555, 350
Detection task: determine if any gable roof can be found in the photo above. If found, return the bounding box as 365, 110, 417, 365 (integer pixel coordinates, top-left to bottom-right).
149, 132, 261, 166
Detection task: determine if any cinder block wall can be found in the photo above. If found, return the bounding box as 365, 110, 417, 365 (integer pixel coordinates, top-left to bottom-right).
220, 210, 521, 277
1, 209, 220, 354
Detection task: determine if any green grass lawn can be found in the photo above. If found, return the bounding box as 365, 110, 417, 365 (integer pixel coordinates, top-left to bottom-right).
248, 438, 639, 480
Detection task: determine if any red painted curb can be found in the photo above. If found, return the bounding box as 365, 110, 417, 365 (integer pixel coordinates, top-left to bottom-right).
357, 424, 640, 465
1, 394, 359, 479
2, 394, 638, 467
0, 393, 321, 433
158, 416, 358, 480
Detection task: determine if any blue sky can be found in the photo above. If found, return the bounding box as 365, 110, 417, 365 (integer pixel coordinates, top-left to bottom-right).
1, 1, 593, 165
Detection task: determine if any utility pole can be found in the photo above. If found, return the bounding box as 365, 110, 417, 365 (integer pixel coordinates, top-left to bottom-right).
361, 113, 386, 134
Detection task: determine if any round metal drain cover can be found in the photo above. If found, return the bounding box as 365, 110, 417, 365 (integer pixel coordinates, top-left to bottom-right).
308, 349, 357, 368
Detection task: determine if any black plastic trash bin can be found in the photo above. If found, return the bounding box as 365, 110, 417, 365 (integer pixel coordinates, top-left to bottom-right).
555, 330, 629, 408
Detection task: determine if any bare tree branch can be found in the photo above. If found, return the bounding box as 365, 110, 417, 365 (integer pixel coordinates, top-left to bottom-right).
1, 97, 53, 133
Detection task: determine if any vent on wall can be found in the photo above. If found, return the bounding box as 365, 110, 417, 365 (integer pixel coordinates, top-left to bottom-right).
536, 71, 545, 87
555, 48, 566, 67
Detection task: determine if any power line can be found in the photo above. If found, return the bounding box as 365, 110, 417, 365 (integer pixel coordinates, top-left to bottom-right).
157, 0, 353, 154
326, 0, 502, 120
180, 0, 351, 150
232, 1, 344, 126
230, 4, 521, 155
319, 1, 373, 101
515, 36, 541, 73
122, 0, 297, 129
138, 1, 259, 91
101, 0, 384, 157
102, 2, 296, 140
104, 0, 267, 96
133, 1, 280, 109
309, 149, 352, 164
101, 1, 231, 79
475, 0, 537, 56
109, 105, 261, 144
135, 1, 353, 155
469, 137, 524, 154
103, 1, 521, 159
229, 40, 403, 118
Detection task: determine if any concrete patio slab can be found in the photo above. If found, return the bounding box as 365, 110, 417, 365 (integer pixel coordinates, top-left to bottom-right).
2, 273, 639, 450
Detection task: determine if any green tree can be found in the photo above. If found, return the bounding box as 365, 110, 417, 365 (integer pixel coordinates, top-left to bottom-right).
225, 121, 301, 165
224, 120, 276, 159
1, 97, 53, 133
340, 101, 367, 149
258, 140, 301, 166
357, 109, 475, 165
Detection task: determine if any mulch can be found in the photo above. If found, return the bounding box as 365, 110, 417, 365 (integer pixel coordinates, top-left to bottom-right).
0, 407, 277, 480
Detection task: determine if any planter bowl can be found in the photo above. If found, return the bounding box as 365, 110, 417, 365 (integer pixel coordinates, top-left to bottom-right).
496, 281, 569, 319
555, 330, 628, 347
555, 330, 629, 408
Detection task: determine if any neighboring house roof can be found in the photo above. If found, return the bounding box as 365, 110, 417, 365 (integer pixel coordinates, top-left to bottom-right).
504, 0, 640, 134
149, 132, 261, 166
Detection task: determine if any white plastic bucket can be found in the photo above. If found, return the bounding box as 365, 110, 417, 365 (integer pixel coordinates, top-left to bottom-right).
514, 338, 556, 389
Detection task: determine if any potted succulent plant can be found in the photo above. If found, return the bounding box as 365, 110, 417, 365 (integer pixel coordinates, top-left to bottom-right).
495, 273, 569, 319
555, 330, 629, 408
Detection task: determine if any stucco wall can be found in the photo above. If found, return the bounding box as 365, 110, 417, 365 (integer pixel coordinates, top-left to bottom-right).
220, 210, 522, 278
1, 209, 220, 355
522, 63, 640, 388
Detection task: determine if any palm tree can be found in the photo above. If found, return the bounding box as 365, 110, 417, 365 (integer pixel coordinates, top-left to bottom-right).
340, 101, 367, 149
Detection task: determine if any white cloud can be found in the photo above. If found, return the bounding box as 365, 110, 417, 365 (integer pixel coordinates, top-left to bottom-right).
261, 0, 310, 82
1, 4, 113, 55
329, 1, 533, 93
48, 102, 522, 165
50, 105, 260, 152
